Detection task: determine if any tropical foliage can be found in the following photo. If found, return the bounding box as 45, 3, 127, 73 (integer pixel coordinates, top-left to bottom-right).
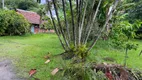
127, 0, 142, 21
110, 0, 142, 48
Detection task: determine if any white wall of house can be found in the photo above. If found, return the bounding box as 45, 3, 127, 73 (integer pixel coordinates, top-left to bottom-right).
31, 25, 34, 33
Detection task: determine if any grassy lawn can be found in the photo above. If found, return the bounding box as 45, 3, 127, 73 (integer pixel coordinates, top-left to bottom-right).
0, 34, 142, 80
89, 39, 142, 69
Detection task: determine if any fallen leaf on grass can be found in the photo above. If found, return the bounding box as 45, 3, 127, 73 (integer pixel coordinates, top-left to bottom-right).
29, 69, 37, 77
45, 59, 50, 64
51, 68, 59, 75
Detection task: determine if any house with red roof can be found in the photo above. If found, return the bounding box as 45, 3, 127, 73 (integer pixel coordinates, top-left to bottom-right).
16, 9, 45, 34
16, 9, 55, 34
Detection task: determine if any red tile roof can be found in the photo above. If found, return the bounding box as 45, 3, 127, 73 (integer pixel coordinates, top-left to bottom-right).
16, 9, 40, 24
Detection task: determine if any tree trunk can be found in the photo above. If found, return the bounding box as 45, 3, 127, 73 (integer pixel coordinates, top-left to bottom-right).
69, 0, 76, 47
124, 48, 128, 67
53, 0, 70, 50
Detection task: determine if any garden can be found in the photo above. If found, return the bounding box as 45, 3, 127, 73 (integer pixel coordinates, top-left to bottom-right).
0, 0, 142, 80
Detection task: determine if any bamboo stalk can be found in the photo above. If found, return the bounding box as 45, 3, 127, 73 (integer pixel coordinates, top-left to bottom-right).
77, 0, 81, 45
62, 0, 71, 44
75, 0, 79, 45
47, 0, 66, 50
82, 0, 96, 44
81, 10, 93, 43
52, 0, 70, 50
78, 0, 88, 45
92, 0, 96, 9
77, 0, 84, 45
84, 0, 102, 44
76, 0, 79, 11
69, 0, 76, 47
86, 0, 120, 53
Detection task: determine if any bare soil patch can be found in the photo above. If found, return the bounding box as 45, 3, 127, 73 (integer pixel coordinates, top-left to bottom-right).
0, 60, 25, 80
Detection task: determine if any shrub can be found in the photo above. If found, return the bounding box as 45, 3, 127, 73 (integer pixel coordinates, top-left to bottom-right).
40, 16, 54, 30
18, 0, 38, 10
0, 10, 30, 36
110, 19, 142, 48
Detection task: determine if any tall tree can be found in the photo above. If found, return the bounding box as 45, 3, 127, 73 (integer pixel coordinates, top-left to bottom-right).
46, 0, 120, 60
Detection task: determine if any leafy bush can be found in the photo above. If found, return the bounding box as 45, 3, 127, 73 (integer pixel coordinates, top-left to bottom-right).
4, 0, 38, 10
136, 33, 142, 39
0, 10, 30, 36
41, 16, 54, 30
18, 0, 38, 10
110, 14, 142, 48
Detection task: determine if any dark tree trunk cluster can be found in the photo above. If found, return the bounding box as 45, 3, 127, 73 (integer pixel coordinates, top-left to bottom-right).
46, 0, 120, 59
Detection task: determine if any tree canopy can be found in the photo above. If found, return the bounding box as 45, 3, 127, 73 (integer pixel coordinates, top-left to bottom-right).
3, 0, 39, 10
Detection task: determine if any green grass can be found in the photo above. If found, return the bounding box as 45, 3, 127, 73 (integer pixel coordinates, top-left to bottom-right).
0, 34, 64, 80
89, 39, 142, 69
0, 34, 142, 80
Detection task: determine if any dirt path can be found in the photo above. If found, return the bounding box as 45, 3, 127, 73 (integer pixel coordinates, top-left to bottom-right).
0, 60, 25, 80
